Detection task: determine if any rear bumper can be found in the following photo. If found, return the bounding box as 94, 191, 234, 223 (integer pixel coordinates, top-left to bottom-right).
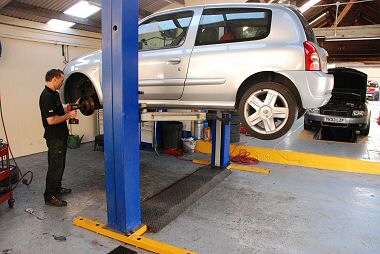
366, 93, 378, 99
278, 71, 334, 109
304, 112, 369, 130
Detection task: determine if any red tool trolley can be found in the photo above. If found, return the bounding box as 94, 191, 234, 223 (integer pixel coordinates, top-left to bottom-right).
0, 143, 14, 207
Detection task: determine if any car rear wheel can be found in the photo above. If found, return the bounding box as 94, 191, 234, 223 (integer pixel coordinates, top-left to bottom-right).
238, 82, 297, 140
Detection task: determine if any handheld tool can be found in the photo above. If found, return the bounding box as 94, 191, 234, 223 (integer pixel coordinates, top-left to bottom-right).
66, 95, 96, 124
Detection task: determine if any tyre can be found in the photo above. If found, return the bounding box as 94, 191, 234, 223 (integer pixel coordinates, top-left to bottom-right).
238, 82, 298, 140
360, 121, 370, 136
297, 108, 306, 119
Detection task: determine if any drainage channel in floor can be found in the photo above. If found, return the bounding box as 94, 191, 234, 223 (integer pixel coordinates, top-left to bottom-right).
314, 127, 357, 143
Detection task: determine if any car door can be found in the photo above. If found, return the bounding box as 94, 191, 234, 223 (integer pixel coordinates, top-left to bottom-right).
182, 8, 272, 103
139, 11, 194, 100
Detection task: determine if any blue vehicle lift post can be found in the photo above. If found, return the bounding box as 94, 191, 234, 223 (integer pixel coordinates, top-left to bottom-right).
211, 111, 231, 168
102, 0, 141, 233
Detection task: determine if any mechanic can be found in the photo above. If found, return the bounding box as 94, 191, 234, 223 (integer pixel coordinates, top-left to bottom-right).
39, 69, 77, 207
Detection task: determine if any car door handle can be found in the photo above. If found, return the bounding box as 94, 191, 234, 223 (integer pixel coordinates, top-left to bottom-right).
166, 58, 181, 65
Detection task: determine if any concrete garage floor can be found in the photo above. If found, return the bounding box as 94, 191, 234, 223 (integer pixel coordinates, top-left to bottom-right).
241, 101, 380, 161
1, 142, 380, 253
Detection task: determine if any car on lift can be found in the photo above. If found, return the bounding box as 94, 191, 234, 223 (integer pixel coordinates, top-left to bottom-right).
62, 3, 334, 140
366, 80, 379, 101
304, 68, 371, 136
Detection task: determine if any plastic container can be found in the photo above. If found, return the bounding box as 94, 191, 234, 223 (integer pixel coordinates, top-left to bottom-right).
182, 137, 195, 154
160, 121, 183, 149
194, 120, 203, 140
67, 135, 83, 149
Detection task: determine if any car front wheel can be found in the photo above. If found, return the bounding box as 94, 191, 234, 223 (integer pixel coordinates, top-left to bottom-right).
238, 82, 298, 140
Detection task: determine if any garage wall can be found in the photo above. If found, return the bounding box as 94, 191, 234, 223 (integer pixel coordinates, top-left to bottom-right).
354, 67, 380, 82
0, 37, 99, 158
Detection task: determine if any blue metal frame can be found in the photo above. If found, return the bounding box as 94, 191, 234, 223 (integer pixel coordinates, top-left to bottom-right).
102, 0, 141, 233
220, 113, 231, 168
211, 112, 230, 168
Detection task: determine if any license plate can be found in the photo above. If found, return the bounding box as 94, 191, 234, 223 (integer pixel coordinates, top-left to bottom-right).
323, 117, 346, 123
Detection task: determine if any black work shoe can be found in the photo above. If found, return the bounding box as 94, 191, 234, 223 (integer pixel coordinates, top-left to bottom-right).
45, 196, 67, 207
56, 187, 72, 195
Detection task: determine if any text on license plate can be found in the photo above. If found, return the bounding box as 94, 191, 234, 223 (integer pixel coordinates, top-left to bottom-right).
323, 117, 346, 123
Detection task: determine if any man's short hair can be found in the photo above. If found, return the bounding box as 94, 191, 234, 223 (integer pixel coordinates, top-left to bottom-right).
45, 69, 64, 82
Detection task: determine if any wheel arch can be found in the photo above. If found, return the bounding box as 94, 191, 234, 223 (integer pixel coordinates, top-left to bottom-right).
235, 71, 304, 117
63, 72, 102, 109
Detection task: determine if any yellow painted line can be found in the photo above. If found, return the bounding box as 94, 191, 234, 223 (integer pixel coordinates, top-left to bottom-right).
130, 225, 148, 237
192, 159, 211, 165
227, 164, 270, 175
74, 217, 196, 254
195, 140, 380, 175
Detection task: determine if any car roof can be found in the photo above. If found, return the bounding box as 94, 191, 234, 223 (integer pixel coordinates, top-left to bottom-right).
140, 3, 297, 23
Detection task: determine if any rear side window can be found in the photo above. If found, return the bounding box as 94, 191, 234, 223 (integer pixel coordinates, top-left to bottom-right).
139, 11, 193, 51
195, 8, 272, 46
289, 8, 316, 43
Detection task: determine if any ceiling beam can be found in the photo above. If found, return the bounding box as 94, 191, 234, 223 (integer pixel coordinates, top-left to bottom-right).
0, 0, 12, 10
2, 1, 101, 28
314, 24, 380, 39
332, 0, 357, 27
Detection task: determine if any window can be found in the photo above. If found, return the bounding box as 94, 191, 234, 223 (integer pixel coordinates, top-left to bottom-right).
139, 11, 193, 50
289, 8, 317, 43
195, 8, 271, 46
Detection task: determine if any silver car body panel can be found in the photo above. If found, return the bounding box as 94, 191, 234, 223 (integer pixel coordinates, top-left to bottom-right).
63, 3, 333, 110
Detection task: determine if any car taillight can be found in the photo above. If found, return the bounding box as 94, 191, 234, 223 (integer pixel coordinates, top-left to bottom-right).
368, 87, 375, 92
304, 41, 321, 71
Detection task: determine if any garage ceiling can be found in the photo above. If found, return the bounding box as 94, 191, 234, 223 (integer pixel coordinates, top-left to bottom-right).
0, 0, 379, 62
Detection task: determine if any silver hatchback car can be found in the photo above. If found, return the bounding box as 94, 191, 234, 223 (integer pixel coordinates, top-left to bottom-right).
62, 3, 334, 140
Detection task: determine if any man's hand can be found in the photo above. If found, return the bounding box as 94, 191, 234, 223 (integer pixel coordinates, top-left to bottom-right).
46, 110, 77, 125
66, 110, 77, 120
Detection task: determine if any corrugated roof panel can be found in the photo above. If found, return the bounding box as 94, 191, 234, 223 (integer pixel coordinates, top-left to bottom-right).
140, 0, 173, 12
0, 8, 50, 23
17, 0, 79, 12
0, 0, 180, 33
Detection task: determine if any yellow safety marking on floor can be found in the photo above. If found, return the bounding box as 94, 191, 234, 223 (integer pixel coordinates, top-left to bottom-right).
192, 159, 211, 165
227, 164, 270, 175
130, 225, 148, 237
73, 217, 196, 254
195, 140, 380, 175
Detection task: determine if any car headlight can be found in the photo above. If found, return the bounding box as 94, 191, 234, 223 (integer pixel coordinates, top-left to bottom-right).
309, 108, 320, 114
352, 110, 364, 116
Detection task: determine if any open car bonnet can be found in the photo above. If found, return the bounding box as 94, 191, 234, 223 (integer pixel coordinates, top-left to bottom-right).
328, 68, 368, 100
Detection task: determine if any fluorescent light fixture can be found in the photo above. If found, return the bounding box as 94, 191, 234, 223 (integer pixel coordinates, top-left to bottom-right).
310, 12, 327, 25
300, 0, 321, 13
47, 19, 75, 29
64, 1, 101, 18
